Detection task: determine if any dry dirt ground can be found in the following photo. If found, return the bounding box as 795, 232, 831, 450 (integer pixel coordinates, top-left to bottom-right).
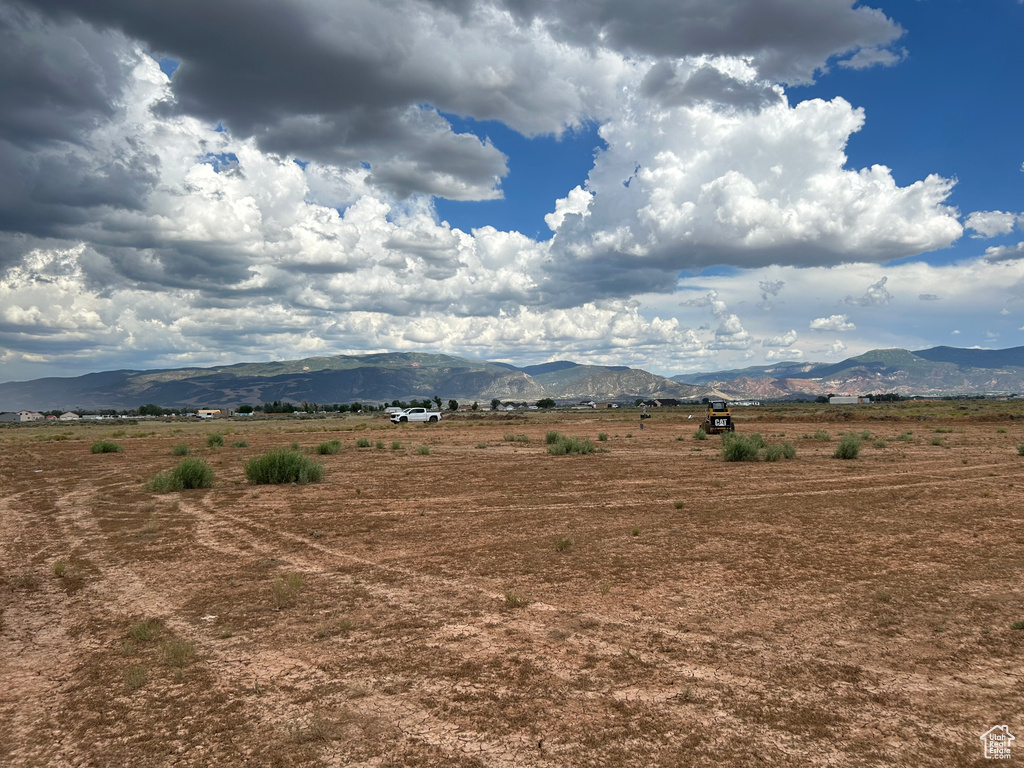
1, 406, 1022, 766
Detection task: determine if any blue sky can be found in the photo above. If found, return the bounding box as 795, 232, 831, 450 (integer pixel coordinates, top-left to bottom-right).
1, 0, 1022, 384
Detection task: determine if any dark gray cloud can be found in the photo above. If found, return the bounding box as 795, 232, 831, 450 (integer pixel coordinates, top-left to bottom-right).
0, 5, 162, 240
10, 0, 901, 194
455, 0, 903, 82
0, 3, 127, 148
641, 63, 782, 111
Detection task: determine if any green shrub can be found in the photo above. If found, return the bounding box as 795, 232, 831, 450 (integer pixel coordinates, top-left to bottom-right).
873, 439, 887, 449
147, 458, 215, 492
171, 443, 190, 456
764, 442, 797, 461
693, 428, 707, 440
503, 433, 530, 443
355, 437, 371, 448
547, 435, 596, 455
1017, 442, 1024, 457
375, 440, 385, 450
315, 440, 342, 455
206, 433, 224, 448
931, 436, 944, 446
1011, 620, 1024, 630
997, 428, 1007, 434
813, 429, 832, 441
721, 433, 760, 462
244, 449, 324, 484
91, 440, 124, 454
391, 441, 402, 450
232, 439, 249, 448
597, 432, 609, 442
416, 445, 431, 455
554, 535, 574, 552
833, 436, 861, 460
545, 430, 561, 445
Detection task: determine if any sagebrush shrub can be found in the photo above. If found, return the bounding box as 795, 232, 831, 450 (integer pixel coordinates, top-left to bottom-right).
315, 440, 342, 455
206, 433, 224, 448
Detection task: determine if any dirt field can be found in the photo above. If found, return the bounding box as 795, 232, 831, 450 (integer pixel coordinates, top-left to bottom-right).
1, 405, 1022, 766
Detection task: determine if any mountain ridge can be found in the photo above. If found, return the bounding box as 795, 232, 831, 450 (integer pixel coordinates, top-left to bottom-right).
0, 353, 702, 411
5, 345, 1024, 411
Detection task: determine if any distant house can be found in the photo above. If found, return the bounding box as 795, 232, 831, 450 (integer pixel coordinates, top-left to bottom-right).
59, 412, 80, 421
653, 399, 681, 407
0, 410, 44, 422
197, 409, 228, 419
829, 396, 871, 405
594, 402, 618, 409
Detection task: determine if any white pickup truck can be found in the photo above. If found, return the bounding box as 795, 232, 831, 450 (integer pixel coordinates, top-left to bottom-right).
390, 407, 442, 423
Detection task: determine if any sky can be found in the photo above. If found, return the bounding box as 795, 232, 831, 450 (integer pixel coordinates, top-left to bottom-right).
1, 0, 1023, 384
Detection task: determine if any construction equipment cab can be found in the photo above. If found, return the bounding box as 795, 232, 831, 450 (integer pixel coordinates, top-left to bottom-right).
702, 400, 735, 434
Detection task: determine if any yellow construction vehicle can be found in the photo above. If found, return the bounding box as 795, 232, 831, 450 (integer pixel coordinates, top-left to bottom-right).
701, 400, 735, 434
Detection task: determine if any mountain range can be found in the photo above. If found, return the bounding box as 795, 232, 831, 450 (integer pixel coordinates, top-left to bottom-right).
0, 353, 703, 411
673, 346, 1024, 399
3, 345, 1024, 411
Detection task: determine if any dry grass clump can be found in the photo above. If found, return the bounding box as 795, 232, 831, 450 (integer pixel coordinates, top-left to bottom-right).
315, 440, 342, 455
272, 572, 306, 609
546, 433, 597, 455
244, 449, 324, 484
833, 435, 861, 460
147, 457, 215, 491
91, 440, 124, 454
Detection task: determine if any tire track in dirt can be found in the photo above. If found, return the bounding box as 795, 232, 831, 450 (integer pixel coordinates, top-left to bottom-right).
178, 495, 961, 764
0, 485, 107, 767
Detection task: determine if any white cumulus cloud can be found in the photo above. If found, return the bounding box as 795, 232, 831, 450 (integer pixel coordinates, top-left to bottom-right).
810, 314, 856, 331
966, 210, 1019, 239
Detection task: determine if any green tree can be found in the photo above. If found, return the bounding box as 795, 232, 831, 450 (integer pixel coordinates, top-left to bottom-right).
490, 398, 501, 411
448, 399, 459, 411
433, 395, 442, 410
535, 398, 556, 409
138, 403, 165, 416
471, 401, 478, 411
236, 404, 254, 414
